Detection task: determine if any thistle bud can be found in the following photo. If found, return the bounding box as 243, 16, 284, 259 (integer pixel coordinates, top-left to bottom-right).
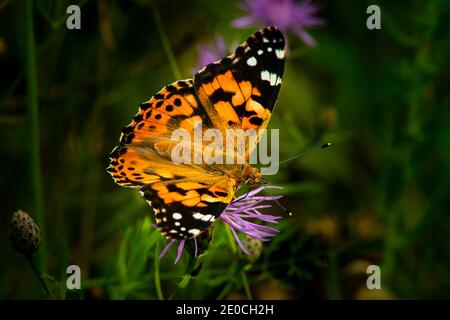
10, 210, 41, 255
242, 235, 263, 263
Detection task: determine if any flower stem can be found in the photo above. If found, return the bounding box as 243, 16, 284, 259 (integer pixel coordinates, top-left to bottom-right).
152, 4, 181, 80
240, 271, 253, 300
224, 224, 238, 254
169, 255, 196, 299
216, 259, 239, 299
26, 254, 50, 296
178, 255, 196, 288
24, 0, 46, 271
327, 252, 342, 299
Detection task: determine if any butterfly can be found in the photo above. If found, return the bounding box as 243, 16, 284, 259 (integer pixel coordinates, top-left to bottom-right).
108, 26, 285, 240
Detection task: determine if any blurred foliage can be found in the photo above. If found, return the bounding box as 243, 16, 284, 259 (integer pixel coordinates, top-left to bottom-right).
1, 0, 450, 299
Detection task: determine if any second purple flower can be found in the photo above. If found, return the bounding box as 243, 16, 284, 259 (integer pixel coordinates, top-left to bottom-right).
232, 0, 325, 46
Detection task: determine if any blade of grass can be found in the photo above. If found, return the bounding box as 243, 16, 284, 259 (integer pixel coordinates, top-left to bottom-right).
169, 254, 197, 299
117, 229, 129, 283
154, 237, 164, 300
224, 224, 238, 254
152, 4, 181, 80
1, 0, 91, 112
24, 0, 46, 271
327, 252, 342, 299
59, 237, 68, 300
240, 271, 252, 300
216, 259, 239, 300
177, 256, 196, 289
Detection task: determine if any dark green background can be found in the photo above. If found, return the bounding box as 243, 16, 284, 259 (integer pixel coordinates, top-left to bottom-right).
1, 0, 449, 299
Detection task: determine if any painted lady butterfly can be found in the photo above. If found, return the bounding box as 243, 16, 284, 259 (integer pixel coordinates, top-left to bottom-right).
108, 26, 285, 240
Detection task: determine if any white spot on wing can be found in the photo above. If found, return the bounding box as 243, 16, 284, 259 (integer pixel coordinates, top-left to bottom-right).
193, 212, 204, 220
246, 56, 257, 66
257, 50, 263, 55
172, 213, 182, 220
261, 70, 279, 86
175, 222, 180, 226
267, 47, 272, 52
270, 72, 277, 86
275, 48, 285, 59
188, 229, 201, 236
261, 70, 270, 81
201, 214, 213, 221
263, 37, 269, 43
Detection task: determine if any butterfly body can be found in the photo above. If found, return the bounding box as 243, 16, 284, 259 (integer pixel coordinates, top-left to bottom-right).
108, 26, 285, 240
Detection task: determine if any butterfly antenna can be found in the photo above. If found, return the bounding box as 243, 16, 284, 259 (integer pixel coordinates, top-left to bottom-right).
261, 181, 292, 216
278, 142, 331, 165
260, 142, 331, 215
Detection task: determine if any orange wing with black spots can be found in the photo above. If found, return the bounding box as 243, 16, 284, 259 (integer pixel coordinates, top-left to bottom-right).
194, 26, 285, 157
140, 178, 237, 239
107, 80, 238, 239
120, 79, 210, 147
108, 79, 212, 187
108, 26, 285, 240
109, 144, 238, 239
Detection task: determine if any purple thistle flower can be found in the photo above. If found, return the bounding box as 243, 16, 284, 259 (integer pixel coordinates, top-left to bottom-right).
232, 0, 325, 46
159, 238, 192, 264
193, 36, 228, 73
219, 186, 282, 255
159, 186, 283, 263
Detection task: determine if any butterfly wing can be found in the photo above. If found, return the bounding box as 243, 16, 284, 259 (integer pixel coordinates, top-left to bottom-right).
194, 26, 285, 159
108, 80, 237, 239
140, 178, 235, 239
109, 79, 207, 187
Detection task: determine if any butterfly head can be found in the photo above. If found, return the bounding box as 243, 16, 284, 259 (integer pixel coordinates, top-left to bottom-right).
242, 165, 265, 186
